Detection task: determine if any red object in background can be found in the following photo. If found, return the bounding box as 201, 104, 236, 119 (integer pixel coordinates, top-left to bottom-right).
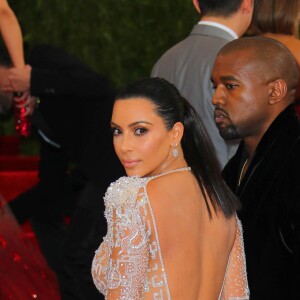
0, 195, 61, 299
0, 136, 20, 155
14, 104, 31, 137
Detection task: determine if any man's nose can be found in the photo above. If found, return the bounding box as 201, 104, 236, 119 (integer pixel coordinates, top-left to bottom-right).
212, 85, 226, 107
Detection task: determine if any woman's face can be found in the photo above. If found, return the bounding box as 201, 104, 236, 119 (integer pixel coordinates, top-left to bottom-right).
111, 97, 175, 177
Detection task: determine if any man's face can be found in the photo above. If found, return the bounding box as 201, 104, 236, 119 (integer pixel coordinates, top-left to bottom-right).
211, 51, 271, 141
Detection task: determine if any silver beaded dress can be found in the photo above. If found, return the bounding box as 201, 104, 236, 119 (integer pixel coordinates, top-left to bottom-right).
92, 169, 249, 299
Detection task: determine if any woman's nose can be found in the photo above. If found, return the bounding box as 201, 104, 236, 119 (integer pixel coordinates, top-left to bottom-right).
120, 134, 132, 152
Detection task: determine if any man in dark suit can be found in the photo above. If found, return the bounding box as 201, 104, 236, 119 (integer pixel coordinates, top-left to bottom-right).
2, 44, 124, 299
212, 36, 300, 299
151, 0, 254, 169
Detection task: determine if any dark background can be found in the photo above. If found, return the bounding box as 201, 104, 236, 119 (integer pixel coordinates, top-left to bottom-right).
10, 0, 197, 87
1, 0, 198, 152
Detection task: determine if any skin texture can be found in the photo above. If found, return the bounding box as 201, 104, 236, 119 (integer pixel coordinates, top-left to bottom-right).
263, 33, 300, 99
0, 0, 24, 68
211, 51, 272, 144
111, 97, 185, 177
0, 65, 36, 116
0, 65, 13, 113
5, 65, 35, 116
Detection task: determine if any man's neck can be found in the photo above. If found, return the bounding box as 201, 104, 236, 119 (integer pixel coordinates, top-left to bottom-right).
200, 16, 243, 37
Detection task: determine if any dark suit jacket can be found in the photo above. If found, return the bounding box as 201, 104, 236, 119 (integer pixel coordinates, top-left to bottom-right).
223, 105, 300, 300
29, 44, 123, 194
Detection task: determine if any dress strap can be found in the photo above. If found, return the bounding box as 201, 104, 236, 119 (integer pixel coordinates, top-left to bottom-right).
148, 167, 191, 181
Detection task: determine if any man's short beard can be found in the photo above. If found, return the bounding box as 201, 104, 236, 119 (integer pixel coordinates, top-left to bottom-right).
219, 124, 241, 140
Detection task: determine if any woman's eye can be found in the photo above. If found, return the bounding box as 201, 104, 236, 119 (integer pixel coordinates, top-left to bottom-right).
111, 127, 122, 136
134, 127, 148, 136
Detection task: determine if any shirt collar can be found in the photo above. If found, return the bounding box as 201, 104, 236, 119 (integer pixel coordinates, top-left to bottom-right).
198, 21, 238, 39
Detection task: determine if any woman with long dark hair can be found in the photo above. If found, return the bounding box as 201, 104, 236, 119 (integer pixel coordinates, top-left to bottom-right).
92, 77, 249, 299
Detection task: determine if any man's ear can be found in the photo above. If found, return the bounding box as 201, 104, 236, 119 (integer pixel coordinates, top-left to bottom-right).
268, 79, 287, 105
171, 122, 184, 145
193, 0, 201, 13
240, 0, 254, 14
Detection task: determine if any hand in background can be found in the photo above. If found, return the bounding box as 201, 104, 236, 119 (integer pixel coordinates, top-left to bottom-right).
4, 65, 31, 93
14, 91, 37, 117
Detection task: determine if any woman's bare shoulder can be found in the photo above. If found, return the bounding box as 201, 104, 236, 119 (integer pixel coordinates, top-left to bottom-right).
145, 170, 236, 242
146, 170, 197, 205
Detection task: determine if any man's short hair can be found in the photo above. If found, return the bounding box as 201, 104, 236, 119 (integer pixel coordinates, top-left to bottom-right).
218, 36, 299, 91
198, 0, 244, 17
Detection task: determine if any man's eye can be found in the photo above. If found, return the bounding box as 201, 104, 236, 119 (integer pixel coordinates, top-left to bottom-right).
226, 83, 238, 90
134, 127, 148, 136
111, 127, 122, 136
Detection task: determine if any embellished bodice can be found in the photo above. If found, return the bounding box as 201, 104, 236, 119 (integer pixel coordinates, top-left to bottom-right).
92, 174, 170, 299
92, 169, 249, 299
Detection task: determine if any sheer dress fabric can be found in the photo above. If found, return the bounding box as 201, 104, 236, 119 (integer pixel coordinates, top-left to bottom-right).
92, 170, 249, 299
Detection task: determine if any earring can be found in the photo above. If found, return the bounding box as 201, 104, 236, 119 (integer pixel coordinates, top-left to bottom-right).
172, 144, 179, 157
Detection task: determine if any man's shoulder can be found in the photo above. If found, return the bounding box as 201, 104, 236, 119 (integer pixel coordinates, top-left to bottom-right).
162, 25, 231, 53
152, 25, 233, 70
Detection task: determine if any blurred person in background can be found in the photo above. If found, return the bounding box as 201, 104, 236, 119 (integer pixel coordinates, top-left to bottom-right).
0, 0, 24, 68
249, 0, 300, 102
152, 0, 254, 169
3, 44, 124, 300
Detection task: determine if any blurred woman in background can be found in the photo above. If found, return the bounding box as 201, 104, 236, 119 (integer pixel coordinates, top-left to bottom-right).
249, 0, 300, 101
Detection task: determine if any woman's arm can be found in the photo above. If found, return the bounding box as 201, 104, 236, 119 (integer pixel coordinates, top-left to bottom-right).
94, 181, 150, 299
0, 0, 24, 67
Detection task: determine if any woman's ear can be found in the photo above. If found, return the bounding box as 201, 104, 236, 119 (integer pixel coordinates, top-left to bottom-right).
268, 79, 287, 105
171, 122, 184, 145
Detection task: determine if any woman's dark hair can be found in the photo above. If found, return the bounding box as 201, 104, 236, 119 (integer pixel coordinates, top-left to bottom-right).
115, 77, 239, 218
249, 0, 300, 38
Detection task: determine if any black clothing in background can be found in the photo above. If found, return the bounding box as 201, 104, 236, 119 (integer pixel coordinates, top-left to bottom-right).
223, 105, 300, 300
8, 44, 124, 300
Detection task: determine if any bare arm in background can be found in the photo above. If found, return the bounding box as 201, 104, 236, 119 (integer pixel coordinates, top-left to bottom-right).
0, 0, 24, 67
